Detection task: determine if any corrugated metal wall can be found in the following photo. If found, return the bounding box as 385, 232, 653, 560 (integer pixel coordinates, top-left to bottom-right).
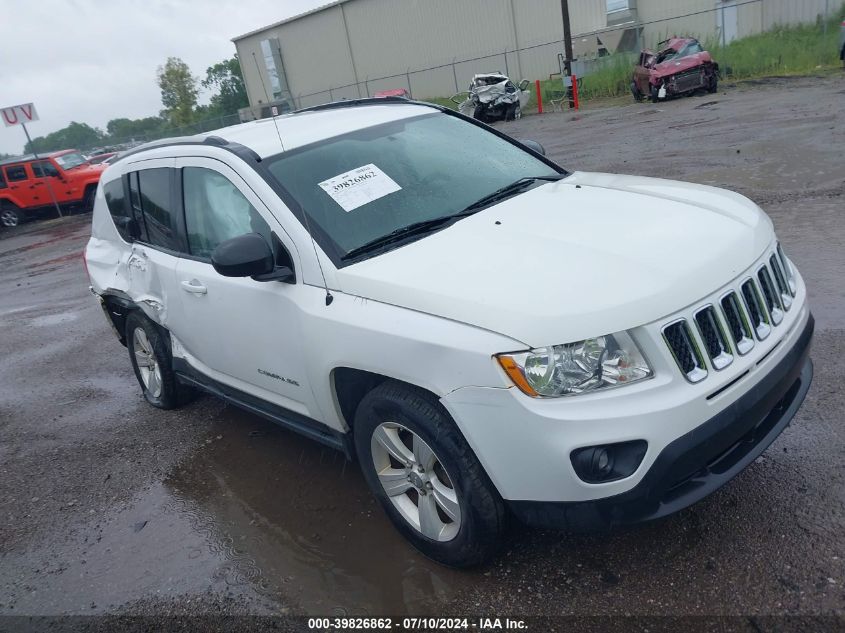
234, 0, 842, 109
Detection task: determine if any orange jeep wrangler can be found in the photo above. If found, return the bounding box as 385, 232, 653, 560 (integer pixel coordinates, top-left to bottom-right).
0, 149, 107, 228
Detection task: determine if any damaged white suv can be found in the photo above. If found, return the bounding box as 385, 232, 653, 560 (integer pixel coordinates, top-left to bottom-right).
86, 98, 813, 567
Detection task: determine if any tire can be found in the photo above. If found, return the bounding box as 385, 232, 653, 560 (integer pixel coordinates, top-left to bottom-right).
0, 204, 20, 228
126, 311, 193, 409
708, 75, 718, 94
82, 185, 97, 213
631, 81, 644, 102
472, 103, 486, 122
353, 381, 507, 567
650, 84, 660, 103
507, 103, 522, 121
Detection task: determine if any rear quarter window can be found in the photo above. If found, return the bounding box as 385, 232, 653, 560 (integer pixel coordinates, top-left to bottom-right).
103, 179, 133, 242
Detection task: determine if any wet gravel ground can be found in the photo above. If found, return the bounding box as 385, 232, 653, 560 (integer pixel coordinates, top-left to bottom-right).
0, 75, 843, 628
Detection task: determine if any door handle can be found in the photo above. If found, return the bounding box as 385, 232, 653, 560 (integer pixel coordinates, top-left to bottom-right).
181, 280, 208, 295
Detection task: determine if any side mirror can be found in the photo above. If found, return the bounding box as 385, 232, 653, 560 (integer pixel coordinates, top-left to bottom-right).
519, 139, 546, 156
212, 233, 274, 278
518, 79, 530, 91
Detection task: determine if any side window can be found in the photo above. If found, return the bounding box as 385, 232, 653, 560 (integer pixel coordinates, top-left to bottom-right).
5, 165, 28, 182
137, 168, 180, 250
128, 172, 150, 243
0, 170, 6, 189
31, 161, 59, 178
182, 167, 271, 259
103, 179, 133, 242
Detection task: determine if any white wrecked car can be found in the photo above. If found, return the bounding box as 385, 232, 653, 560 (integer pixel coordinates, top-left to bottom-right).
453, 73, 531, 122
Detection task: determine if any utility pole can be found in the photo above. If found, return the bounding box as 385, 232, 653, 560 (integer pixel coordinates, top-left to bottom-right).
560, 0, 575, 109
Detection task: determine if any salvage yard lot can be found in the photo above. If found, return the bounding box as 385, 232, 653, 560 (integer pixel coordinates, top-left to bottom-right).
0, 75, 843, 623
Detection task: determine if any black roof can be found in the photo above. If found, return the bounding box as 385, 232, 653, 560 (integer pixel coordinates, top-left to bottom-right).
0, 152, 68, 167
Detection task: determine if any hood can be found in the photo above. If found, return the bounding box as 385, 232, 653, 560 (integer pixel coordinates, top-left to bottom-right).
335, 172, 773, 348
652, 52, 712, 79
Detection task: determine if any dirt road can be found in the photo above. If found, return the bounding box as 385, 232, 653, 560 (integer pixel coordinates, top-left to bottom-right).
1, 75, 843, 625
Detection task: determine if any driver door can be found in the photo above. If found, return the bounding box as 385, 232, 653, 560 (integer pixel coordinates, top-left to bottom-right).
168, 157, 318, 420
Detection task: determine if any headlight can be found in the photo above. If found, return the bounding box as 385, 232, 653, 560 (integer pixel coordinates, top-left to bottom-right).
496, 331, 652, 397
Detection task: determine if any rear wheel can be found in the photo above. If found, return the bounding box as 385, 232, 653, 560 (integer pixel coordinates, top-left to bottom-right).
126, 311, 193, 409
0, 204, 20, 228
353, 381, 507, 567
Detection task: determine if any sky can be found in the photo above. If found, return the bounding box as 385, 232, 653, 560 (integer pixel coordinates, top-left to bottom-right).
0, 0, 326, 155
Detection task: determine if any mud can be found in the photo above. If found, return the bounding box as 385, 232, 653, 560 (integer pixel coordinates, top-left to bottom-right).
0, 75, 843, 620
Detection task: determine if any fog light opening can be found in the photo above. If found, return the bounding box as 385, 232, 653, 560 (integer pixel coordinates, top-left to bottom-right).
571, 440, 648, 484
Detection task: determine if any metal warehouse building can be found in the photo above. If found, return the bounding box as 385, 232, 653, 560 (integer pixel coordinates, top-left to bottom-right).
232, 0, 834, 115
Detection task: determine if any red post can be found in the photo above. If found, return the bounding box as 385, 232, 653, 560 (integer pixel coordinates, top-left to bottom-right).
571, 74, 580, 110
535, 79, 543, 114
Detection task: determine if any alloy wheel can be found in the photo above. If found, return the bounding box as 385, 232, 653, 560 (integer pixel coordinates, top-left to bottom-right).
1, 210, 18, 227
133, 327, 162, 398
370, 421, 461, 541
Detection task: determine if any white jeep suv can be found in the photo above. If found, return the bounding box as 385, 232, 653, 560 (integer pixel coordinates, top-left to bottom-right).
85, 98, 813, 567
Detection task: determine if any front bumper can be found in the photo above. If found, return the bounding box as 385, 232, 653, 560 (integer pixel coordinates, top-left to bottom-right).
509, 312, 814, 530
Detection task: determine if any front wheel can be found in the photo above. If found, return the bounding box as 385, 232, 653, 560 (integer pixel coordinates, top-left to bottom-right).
354, 381, 507, 567
0, 205, 20, 228
708, 75, 718, 94
631, 81, 644, 102
650, 84, 661, 103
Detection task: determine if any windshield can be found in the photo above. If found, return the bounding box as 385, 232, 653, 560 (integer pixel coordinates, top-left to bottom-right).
53, 152, 88, 170
265, 112, 560, 262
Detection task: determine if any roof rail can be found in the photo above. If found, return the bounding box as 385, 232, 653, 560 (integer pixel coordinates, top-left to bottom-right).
295, 96, 442, 114
109, 136, 261, 166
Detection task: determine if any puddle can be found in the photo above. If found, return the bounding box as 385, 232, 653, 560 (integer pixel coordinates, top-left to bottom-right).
161, 404, 464, 614
1, 402, 466, 615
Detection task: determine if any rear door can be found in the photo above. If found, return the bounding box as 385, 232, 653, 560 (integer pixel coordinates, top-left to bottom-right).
3, 164, 35, 208
29, 160, 69, 206
122, 159, 184, 328
167, 157, 317, 419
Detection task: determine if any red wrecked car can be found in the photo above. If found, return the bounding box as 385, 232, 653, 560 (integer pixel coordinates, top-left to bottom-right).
632, 37, 719, 103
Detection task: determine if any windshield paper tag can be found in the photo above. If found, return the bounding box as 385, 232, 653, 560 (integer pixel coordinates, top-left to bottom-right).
318, 164, 401, 212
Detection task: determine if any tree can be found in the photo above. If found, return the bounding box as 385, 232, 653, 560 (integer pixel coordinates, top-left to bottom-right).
202, 55, 249, 117
105, 116, 167, 142
25, 121, 104, 153
157, 57, 199, 127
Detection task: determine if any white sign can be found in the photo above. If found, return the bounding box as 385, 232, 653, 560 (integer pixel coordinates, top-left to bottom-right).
1, 103, 39, 127
318, 164, 401, 212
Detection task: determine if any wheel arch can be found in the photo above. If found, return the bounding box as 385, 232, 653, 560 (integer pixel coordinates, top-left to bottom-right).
331, 367, 446, 431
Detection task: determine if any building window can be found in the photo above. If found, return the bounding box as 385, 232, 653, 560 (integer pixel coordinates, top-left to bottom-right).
607, 0, 632, 12
260, 38, 288, 101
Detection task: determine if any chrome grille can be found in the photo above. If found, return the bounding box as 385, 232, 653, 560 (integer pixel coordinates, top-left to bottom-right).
693, 306, 733, 369
661, 248, 796, 382
662, 320, 708, 383
757, 266, 784, 325
777, 243, 797, 295
720, 292, 755, 355
769, 254, 793, 310
741, 279, 771, 340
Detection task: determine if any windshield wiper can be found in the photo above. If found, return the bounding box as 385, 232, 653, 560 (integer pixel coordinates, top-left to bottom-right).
339, 174, 564, 262
341, 213, 473, 261
459, 174, 565, 214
